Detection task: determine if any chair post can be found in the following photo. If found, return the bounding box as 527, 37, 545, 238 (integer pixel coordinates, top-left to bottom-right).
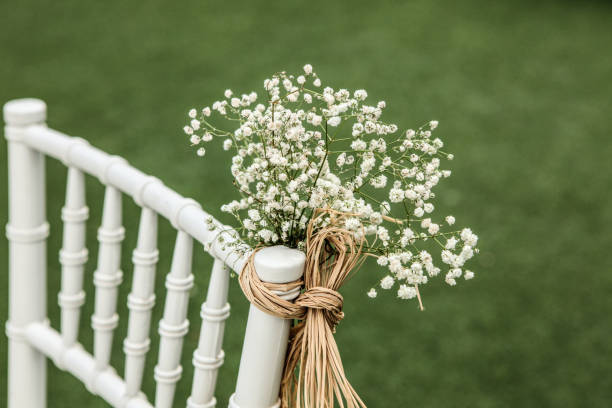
229, 246, 305, 408
3, 98, 49, 408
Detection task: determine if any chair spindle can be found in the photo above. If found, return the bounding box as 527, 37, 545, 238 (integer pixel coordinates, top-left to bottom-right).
187, 258, 231, 408
154, 231, 194, 408
58, 167, 89, 347
92, 185, 125, 371
124, 207, 159, 397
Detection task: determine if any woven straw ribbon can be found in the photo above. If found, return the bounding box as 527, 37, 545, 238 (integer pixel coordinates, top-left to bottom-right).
239, 210, 367, 408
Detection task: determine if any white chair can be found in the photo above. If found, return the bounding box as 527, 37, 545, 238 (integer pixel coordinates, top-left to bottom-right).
3, 98, 306, 408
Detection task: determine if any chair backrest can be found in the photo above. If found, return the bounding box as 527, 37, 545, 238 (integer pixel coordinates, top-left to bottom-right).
3, 98, 306, 408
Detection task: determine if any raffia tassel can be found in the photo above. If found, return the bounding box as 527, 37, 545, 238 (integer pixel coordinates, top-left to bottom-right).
239, 209, 367, 408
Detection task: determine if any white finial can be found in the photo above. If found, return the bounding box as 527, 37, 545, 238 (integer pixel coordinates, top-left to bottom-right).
3, 98, 47, 126
254, 245, 305, 283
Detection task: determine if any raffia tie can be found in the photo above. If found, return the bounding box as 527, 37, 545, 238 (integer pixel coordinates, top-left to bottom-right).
239, 210, 367, 408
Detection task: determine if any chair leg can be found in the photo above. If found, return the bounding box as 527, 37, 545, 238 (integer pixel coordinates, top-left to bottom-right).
4, 99, 49, 408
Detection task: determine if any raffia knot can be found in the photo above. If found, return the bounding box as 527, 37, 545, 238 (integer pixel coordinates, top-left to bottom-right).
295, 286, 344, 331
239, 209, 367, 408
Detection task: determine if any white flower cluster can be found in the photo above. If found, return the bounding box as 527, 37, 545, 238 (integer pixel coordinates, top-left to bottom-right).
184, 64, 479, 305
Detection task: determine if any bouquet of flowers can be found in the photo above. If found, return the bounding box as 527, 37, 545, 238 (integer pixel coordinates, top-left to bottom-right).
184, 64, 479, 408
184, 64, 479, 306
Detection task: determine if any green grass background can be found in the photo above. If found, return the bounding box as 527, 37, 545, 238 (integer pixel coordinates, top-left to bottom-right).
1, 0, 611, 406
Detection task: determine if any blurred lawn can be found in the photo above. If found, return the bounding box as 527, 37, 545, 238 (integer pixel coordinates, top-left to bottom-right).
1, 0, 612, 407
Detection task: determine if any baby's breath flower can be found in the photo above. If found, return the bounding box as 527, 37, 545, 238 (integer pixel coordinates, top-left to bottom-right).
380, 276, 395, 289
354, 89, 367, 100
445, 237, 458, 250
328, 116, 341, 127
389, 188, 404, 203
397, 284, 417, 300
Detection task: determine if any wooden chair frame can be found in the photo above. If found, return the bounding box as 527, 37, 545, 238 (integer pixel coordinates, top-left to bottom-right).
3, 98, 305, 408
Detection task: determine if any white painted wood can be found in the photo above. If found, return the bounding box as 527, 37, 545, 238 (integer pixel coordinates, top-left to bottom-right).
153, 231, 194, 408
24, 322, 153, 408
19, 125, 247, 273
230, 246, 306, 408
124, 206, 159, 397
59, 167, 89, 347
92, 185, 125, 373
4, 98, 49, 408
3, 98, 319, 408
187, 258, 231, 408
